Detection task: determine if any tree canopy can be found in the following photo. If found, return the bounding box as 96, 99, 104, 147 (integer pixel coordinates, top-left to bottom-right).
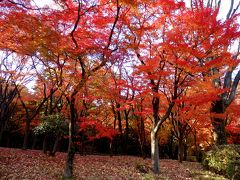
0, 0, 240, 178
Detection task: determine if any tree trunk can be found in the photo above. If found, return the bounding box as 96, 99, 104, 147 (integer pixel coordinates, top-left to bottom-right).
64, 141, 75, 179
211, 100, 227, 145
32, 135, 38, 149
49, 136, 61, 156
116, 103, 124, 154
22, 118, 31, 150
53, 137, 61, 154
0, 120, 7, 144
151, 130, 160, 174
212, 118, 227, 145
109, 139, 113, 157
64, 99, 77, 179
178, 139, 184, 163
42, 135, 48, 154
138, 117, 146, 159
124, 110, 129, 155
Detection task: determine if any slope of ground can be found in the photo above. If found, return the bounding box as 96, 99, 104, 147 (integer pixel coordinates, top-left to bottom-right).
0, 148, 226, 179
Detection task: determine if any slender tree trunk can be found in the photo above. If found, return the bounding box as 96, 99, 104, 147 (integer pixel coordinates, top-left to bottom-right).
211, 100, 227, 145
212, 118, 227, 145
6, 135, 10, 147
22, 118, 31, 149
139, 117, 146, 158
32, 135, 38, 149
53, 137, 61, 154
49, 136, 61, 156
109, 139, 113, 157
42, 135, 48, 154
178, 139, 184, 163
64, 141, 75, 179
151, 130, 160, 174
141, 118, 146, 158
116, 103, 124, 154
151, 90, 161, 174
0, 120, 7, 143
139, 142, 144, 158
193, 130, 200, 161
64, 99, 77, 179
116, 103, 122, 134
124, 110, 129, 155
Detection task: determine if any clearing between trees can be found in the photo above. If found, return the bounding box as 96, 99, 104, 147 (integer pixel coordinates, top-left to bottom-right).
0, 148, 225, 180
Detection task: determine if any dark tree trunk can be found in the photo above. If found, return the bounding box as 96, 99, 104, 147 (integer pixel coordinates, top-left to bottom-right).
124, 110, 130, 155
32, 135, 38, 149
178, 139, 184, 163
0, 120, 7, 143
64, 141, 75, 179
116, 103, 124, 154
212, 118, 227, 145
134, 98, 147, 158
111, 102, 117, 129
137, 115, 146, 159
151, 96, 160, 174
50, 136, 61, 156
109, 139, 113, 157
42, 135, 48, 154
211, 100, 227, 145
116, 103, 122, 134
64, 99, 77, 179
22, 118, 31, 150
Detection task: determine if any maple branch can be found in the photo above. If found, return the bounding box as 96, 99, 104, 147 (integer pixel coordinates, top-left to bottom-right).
227, 0, 234, 19
190, 0, 193, 8
70, 0, 82, 48
217, 0, 221, 9
223, 71, 233, 90
154, 102, 174, 134
232, 1, 240, 16
223, 40, 240, 105
91, 0, 120, 73
107, 1, 120, 49
6, 0, 43, 10
225, 69, 240, 107
207, 0, 213, 8
16, 83, 58, 121
70, 1, 98, 48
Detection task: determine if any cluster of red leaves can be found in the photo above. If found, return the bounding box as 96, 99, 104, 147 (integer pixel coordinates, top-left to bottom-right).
80, 120, 119, 140
0, 148, 207, 179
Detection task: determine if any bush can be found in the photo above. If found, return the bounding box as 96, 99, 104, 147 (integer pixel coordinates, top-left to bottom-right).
226, 159, 240, 180
135, 161, 149, 173
33, 114, 68, 136
203, 145, 240, 179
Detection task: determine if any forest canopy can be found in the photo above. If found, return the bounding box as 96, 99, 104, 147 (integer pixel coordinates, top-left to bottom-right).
0, 0, 240, 178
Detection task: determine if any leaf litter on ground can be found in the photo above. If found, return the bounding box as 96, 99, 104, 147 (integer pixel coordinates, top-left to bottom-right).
0, 148, 226, 179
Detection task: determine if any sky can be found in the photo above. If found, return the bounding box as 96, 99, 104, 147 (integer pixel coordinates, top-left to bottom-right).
35, 0, 239, 20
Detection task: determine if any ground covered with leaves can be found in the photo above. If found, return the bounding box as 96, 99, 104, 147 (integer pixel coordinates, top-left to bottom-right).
0, 148, 226, 179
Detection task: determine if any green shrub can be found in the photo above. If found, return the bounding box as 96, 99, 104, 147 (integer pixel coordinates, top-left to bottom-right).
203, 145, 240, 179
135, 161, 149, 173
226, 159, 240, 180
33, 113, 68, 136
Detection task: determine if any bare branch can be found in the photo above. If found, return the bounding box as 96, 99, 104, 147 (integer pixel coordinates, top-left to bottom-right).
91, 0, 120, 73
154, 102, 174, 134
70, 0, 82, 48
232, 1, 240, 17
217, 0, 221, 9
226, 0, 234, 19
225, 69, 240, 107
7, 0, 43, 10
